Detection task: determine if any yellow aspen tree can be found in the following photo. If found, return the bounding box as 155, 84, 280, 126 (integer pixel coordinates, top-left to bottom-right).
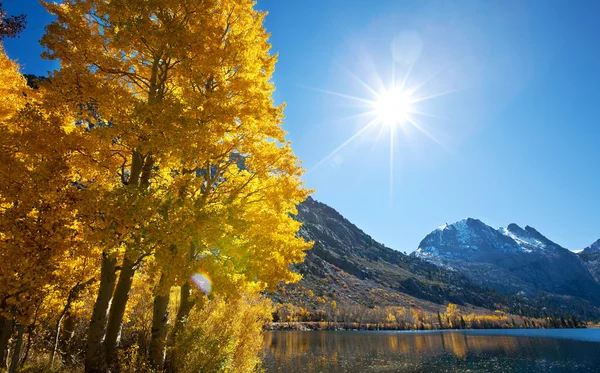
0, 43, 29, 367
0, 45, 93, 367
40, 0, 311, 371
446, 303, 459, 328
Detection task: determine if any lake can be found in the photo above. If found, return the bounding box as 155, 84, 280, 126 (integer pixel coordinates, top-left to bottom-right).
262, 329, 600, 372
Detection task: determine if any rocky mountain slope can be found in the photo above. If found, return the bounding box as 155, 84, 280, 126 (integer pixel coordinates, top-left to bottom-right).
413, 219, 600, 304
270, 198, 600, 318
579, 239, 600, 283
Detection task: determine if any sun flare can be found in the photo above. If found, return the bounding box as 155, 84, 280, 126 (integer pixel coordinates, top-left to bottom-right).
374, 88, 413, 126
306, 53, 455, 191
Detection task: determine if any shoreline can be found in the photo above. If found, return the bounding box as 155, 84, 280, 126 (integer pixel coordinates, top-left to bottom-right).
267, 321, 593, 332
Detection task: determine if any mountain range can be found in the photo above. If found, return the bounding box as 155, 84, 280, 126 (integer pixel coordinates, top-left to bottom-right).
271, 197, 600, 319
413, 219, 600, 303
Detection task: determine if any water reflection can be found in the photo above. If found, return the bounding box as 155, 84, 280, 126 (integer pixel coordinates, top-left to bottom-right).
263, 330, 600, 372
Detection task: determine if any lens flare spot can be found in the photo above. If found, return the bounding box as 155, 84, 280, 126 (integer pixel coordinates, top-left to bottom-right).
191, 272, 212, 295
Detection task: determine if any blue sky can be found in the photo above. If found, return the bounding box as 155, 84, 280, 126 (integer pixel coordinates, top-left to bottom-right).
4, 0, 599, 252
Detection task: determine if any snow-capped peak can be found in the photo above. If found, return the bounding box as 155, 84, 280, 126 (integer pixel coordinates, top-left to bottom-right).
582, 239, 600, 254
416, 218, 567, 261
499, 223, 546, 253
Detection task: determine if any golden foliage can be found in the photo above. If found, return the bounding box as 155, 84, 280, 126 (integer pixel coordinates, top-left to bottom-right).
0, 0, 311, 370
0, 44, 28, 120
38, 0, 312, 296
0, 45, 98, 325
172, 289, 272, 373
445, 303, 459, 319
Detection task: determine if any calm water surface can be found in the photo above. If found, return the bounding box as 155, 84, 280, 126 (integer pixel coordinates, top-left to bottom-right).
263, 329, 600, 372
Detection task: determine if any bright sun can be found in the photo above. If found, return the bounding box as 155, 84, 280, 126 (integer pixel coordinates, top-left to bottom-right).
306, 63, 451, 181
374, 88, 413, 125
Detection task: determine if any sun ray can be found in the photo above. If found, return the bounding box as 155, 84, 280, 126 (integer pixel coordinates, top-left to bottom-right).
405, 116, 452, 153
307, 117, 381, 174
372, 119, 390, 146
341, 66, 381, 99
407, 67, 445, 96
299, 85, 376, 106
340, 48, 388, 95
410, 88, 463, 103
408, 109, 452, 121
331, 109, 379, 124
398, 59, 416, 92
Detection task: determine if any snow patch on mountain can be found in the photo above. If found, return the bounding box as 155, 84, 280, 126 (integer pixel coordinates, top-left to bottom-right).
455, 219, 477, 243
498, 226, 544, 253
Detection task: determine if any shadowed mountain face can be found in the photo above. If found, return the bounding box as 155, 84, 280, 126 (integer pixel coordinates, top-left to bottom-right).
413, 219, 600, 304
270, 198, 600, 318
579, 239, 600, 283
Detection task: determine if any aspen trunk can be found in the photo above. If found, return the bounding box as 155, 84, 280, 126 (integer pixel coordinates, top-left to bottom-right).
20, 329, 32, 368
164, 282, 195, 371
149, 275, 170, 371
8, 326, 23, 373
85, 252, 117, 373
101, 150, 152, 369
104, 254, 136, 368
59, 312, 77, 366
51, 312, 65, 367
0, 315, 14, 369
165, 240, 200, 371
170, 243, 198, 341
172, 281, 194, 339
